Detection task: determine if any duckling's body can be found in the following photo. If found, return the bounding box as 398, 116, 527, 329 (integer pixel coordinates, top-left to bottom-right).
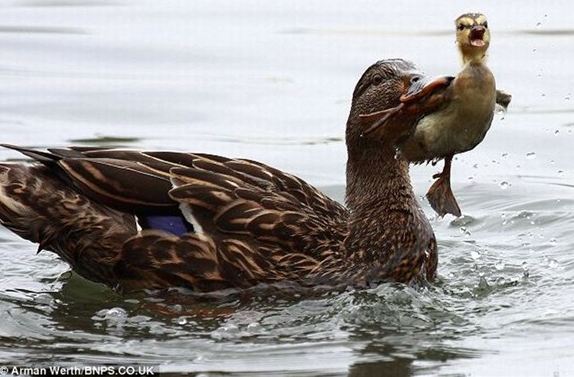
359, 13, 508, 217
400, 61, 496, 161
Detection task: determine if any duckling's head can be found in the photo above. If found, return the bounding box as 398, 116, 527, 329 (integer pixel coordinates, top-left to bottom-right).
455, 13, 490, 64
347, 59, 422, 148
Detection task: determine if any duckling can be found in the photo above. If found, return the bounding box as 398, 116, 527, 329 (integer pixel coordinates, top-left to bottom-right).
360, 13, 510, 217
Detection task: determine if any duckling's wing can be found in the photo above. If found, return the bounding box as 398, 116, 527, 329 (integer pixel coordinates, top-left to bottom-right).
495, 89, 512, 111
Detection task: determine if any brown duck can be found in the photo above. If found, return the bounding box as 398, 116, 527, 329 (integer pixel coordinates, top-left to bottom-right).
0, 59, 439, 293
361, 13, 511, 217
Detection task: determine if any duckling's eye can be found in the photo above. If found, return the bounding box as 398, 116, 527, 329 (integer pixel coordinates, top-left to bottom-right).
457, 24, 465, 31
482, 21, 488, 28
411, 76, 421, 84
371, 74, 383, 86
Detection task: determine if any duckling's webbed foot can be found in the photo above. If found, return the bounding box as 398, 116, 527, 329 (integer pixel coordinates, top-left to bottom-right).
426, 156, 462, 217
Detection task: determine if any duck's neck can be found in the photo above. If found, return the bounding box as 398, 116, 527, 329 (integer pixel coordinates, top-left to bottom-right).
345, 142, 412, 214
344, 139, 433, 280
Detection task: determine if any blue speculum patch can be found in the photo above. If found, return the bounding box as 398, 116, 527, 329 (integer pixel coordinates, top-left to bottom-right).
139, 215, 190, 236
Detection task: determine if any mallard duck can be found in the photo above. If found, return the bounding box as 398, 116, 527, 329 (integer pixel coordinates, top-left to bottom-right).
360, 13, 511, 217
0, 59, 439, 293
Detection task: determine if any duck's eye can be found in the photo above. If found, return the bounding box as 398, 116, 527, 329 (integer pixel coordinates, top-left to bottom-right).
457, 24, 465, 31
482, 21, 488, 28
371, 75, 383, 86
410, 76, 421, 84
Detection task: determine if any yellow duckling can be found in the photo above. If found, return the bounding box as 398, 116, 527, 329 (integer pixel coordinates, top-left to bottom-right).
360, 13, 510, 217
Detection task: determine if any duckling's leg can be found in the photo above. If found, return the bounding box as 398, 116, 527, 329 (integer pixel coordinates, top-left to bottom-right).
426, 155, 462, 217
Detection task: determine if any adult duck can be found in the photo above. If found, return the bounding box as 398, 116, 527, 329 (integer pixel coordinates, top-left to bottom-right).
361, 13, 510, 217
0, 59, 438, 293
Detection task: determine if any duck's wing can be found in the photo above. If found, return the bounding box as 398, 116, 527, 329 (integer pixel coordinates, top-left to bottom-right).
166, 155, 348, 256
3, 144, 347, 221
2, 145, 349, 290
1, 145, 178, 212
114, 153, 349, 291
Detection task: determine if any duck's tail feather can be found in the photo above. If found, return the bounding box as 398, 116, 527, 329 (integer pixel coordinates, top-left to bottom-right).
0, 163, 137, 285
0, 144, 61, 165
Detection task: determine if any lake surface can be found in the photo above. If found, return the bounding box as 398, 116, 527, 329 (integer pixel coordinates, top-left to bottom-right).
1, 1, 573, 375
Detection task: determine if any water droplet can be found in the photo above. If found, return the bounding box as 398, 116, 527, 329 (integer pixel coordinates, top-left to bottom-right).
501, 152, 509, 158
554, 130, 560, 135
473, 163, 479, 169
550, 238, 557, 245
177, 317, 188, 325
460, 226, 471, 236
468, 176, 474, 181
532, 48, 537, 53
566, 96, 571, 101
495, 261, 505, 271
105, 307, 127, 319
558, 170, 564, 175
478, 276, 490, 290
536, 22, 542, 27
499, 181, 511, 190
526, 152, 537, 160
548, 259, 559, 268
470, 250, 480, 260
541, 93, 546, 97
170, 304, 183, 313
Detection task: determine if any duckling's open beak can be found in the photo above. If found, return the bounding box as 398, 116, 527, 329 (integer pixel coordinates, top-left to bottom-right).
469, 26, 486, 47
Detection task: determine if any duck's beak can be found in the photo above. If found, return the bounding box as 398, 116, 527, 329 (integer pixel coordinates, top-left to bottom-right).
359, 75, 454, 140
401, 76, 454, 103
469, 25, 486, 47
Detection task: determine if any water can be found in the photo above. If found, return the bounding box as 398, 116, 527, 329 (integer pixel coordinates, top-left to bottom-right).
1, 1, 573, 375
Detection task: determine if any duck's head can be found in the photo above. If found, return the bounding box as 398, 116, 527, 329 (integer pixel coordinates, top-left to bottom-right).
345, 59, 426, 212
347, 59, 424, 153
455, 13, 490, 64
